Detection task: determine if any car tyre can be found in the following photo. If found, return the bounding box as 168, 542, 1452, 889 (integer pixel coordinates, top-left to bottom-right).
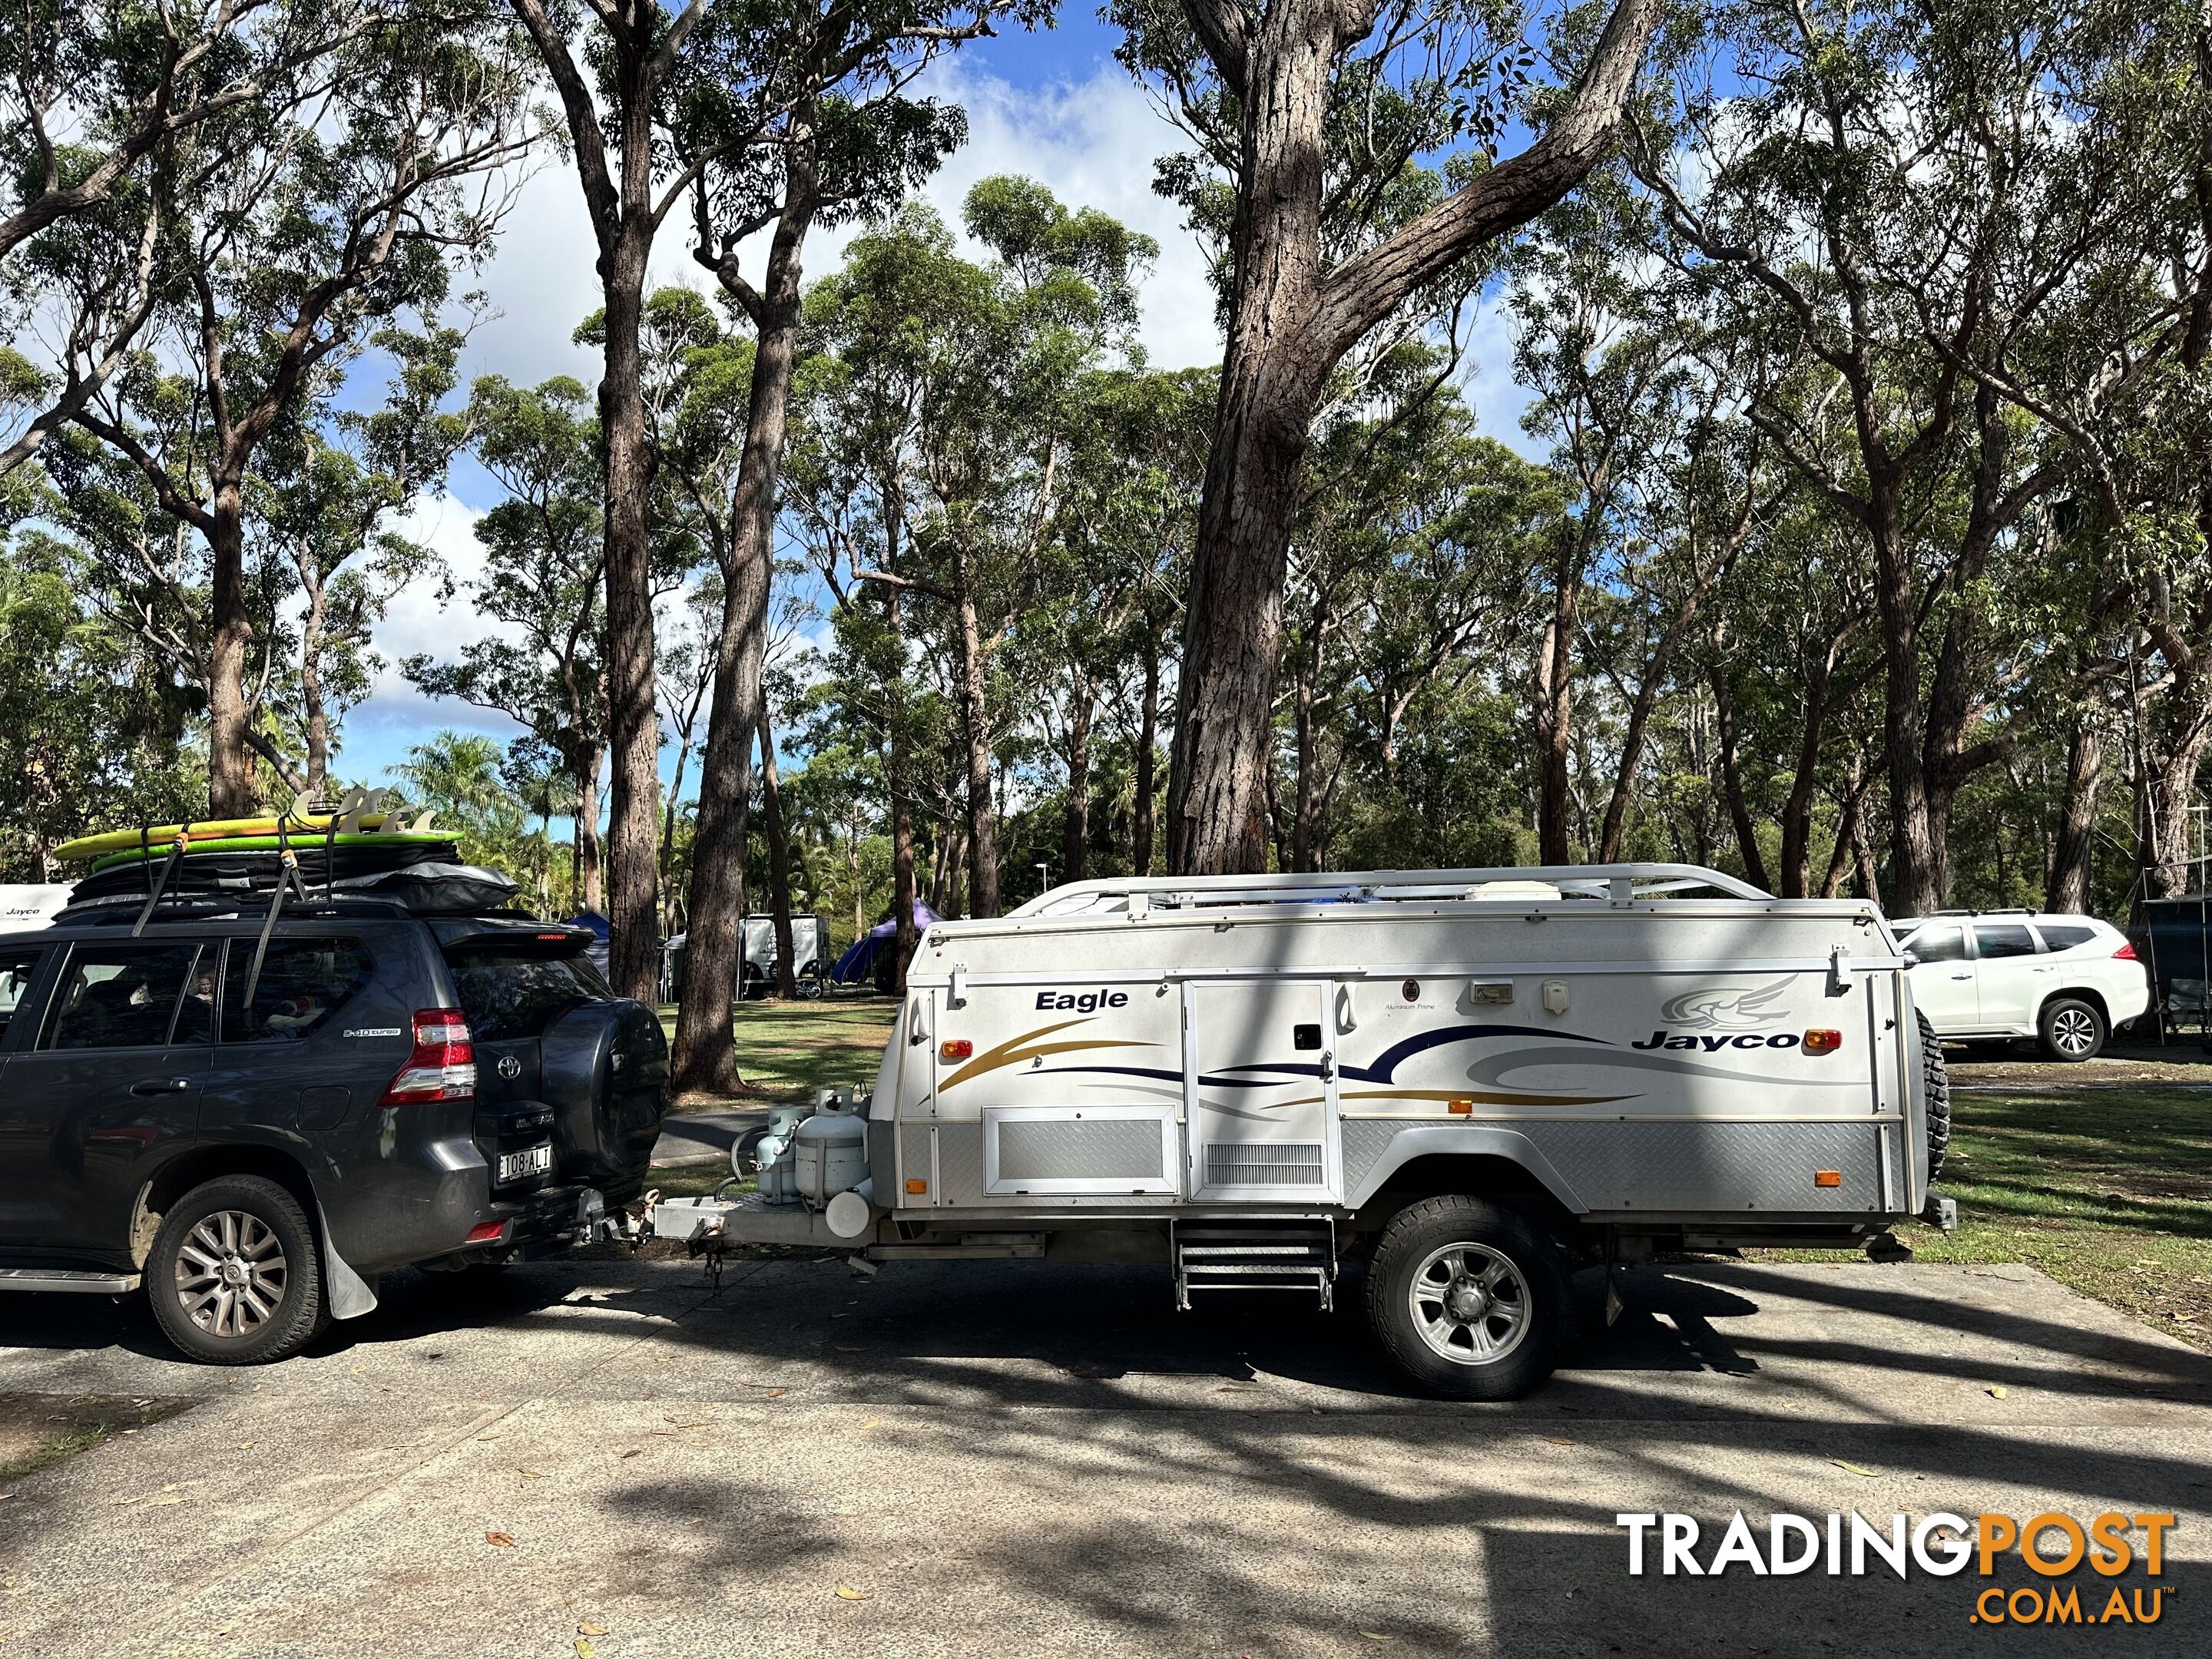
147, 1174, 325, 1366
2038, 995, 2106, 1062
1366, 1195, 1572, 1400
1916, 1008, 1951, 1181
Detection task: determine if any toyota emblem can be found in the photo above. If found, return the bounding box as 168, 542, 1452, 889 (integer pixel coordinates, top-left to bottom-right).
496, 1054, 522, 1080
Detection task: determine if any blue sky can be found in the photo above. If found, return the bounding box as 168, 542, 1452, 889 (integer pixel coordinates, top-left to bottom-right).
337, 8, 1538, 797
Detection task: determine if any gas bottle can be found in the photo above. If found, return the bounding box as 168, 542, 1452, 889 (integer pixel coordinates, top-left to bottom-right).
792, 1108, 868, 1210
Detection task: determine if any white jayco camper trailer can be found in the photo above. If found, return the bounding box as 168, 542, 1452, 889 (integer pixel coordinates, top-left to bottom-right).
664, 863, 1951, 1399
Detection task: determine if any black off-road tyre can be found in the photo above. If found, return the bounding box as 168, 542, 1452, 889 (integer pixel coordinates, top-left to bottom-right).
2038, 995, 2106, 1063
147, 1175, 326, 1366
1365, 1195, 1574, 1401
1917, 1008, 1951, 1182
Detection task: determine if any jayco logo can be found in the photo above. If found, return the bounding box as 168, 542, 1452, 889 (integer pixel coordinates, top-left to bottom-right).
1634, 979, 1800, 1051
1657, 980, 1793, 1029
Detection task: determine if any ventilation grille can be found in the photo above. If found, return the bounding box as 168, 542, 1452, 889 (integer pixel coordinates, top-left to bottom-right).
1205, 1141, 1325, 1186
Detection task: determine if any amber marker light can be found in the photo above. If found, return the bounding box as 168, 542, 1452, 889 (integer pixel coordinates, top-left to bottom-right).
939, 1039, 973, 1061
1803, 1028, 1843, 1054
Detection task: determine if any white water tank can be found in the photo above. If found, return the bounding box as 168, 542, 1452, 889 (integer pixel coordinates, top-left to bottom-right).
792, 1110, 868, 1210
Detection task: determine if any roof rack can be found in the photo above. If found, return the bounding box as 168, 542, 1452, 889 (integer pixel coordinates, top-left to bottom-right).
1005, 863, 1777, 920
50, 894, 417, 926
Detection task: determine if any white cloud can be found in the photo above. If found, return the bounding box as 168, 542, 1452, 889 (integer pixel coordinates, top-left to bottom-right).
336, 492, 528, 781
905, 62, 1221, 371
448, 61, 1217, 444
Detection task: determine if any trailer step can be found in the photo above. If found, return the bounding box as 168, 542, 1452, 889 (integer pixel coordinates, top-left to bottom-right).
1174, 1221, 1335, 1312
0, 1267, 142, 1294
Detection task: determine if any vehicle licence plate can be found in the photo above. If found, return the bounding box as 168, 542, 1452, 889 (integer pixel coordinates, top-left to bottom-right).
499, 1144, 552, 1184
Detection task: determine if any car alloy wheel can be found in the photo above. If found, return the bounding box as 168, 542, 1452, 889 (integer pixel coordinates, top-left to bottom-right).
2051, 1005, 2099, 1057
174, 1209, 289, 1338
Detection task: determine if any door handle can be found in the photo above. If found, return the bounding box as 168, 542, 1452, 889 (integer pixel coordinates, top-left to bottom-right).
1950, 974, 1972, 981
130, 1077, 194, 1095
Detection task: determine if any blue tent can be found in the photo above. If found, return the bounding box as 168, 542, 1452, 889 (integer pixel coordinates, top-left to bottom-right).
832, 902, 941, 983
565, 909, 611, 977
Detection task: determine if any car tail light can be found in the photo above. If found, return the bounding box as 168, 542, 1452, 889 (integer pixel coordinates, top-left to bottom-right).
939, 1039, 973, 1061
380, 1008, 476, 1107
1803, 1029, 1843, 1054
2113, 941, 2139, 962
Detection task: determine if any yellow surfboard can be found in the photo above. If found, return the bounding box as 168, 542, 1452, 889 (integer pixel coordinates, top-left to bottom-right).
55, 810, 422, 863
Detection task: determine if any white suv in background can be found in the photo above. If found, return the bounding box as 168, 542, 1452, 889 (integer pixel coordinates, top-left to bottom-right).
1893, 912, 2152, 1061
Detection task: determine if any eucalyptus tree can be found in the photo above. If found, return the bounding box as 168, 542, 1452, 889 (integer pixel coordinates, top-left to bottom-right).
1629, 0, 2181, 910
0, 2, 416, 472
253, 322, 471, 794
1025, 365, 1210, 884
0, 523, 206, 876
46, 2, 534, 816
406, 374, 613, 909
502, 0, 728, 998
1108, 0, 1662, 873
793, 188, 1153, 923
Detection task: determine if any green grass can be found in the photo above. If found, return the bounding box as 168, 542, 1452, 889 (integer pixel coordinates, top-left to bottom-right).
656, 992, 897, 1103
0, 1396, 183, 1484
1844, 1087, 2212, 1347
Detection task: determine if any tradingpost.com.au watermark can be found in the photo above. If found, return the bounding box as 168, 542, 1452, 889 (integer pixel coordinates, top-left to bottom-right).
1617, 1510, 2177, 1626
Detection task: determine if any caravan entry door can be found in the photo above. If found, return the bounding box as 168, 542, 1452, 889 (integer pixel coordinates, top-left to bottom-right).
1187, 979, 1343, 1202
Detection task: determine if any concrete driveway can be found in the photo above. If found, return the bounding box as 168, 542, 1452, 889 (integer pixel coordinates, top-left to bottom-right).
2, 1257, 2209, 1657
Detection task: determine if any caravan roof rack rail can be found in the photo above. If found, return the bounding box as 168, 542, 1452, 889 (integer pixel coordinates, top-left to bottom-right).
1005, 862, 1778, 919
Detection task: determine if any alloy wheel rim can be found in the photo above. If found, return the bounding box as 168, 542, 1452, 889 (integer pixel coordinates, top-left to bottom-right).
1409, 1241, 1532, 1365
174, 1210, 287, 1338
2053, 1008, 2096, 1055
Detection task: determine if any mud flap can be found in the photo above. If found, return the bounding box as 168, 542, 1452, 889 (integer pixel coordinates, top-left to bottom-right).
317, 1202, 380, 1320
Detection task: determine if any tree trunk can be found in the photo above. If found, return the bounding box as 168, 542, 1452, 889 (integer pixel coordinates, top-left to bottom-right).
951, 548, 1001, 917
1820, 772, 1866, 899
757, 705, 797, 998
1131, 642, 1160, 876
297, 563, 330, 797
1777, 651, 1839, 899
890, 729, 917, 994
2047, 719, 2104, 913
672, 167, 813, 1088
1710, 668, 1772, 893
1161, 0, 1658, 874
574, 743, 605, 914
1290, 628, 1326, 873
597, 227, 661, 1002
1532, 540, 1580, 864
206, 484, 256, 815
670, 557, 766, 1091
1060, 686, 1091, 887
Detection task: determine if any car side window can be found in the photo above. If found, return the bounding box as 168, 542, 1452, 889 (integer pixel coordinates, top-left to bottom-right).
43, 942, 210, 1051
2036, 924, 2097, 952
221, 937, 375, 1044
1909, 926, 1966, 962
0, 948, 46, 1043
1975, 924, 2038, 960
